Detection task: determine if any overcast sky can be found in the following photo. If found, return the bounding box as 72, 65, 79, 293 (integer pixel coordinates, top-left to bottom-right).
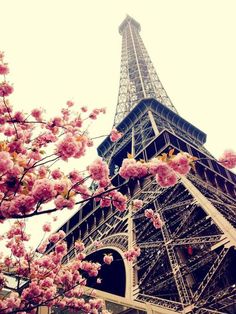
0, 0, 235, 242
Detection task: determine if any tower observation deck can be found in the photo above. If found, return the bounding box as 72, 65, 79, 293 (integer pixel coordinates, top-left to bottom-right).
50, 16, 236, 314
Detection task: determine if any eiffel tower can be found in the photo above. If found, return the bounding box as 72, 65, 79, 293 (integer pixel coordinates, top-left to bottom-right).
51, 16, 236, 314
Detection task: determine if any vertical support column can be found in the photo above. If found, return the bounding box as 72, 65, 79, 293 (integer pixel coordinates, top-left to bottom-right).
131, 127, 135, 156
148, 110, 159, 136
126, 205, 137, 299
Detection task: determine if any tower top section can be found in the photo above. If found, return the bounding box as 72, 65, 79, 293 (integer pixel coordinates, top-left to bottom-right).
114, 15, 177, 125
119, 15, 141, 34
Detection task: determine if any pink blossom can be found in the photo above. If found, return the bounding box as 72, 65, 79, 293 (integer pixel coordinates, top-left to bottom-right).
4, 126, 15, 136
94, 241, 103, 249
0, 63, 9, 75
219, 150, 236, 169
87, 139, 94, 147
75, 241, 85, 251
66, 100, 74, 107
54, 195, 75, 210
89, 112, 97, 120
49, 233, 60, 243
54, 180, 68, 193
75, 184, 91, 199
13, 111, 25, 122
93, 108, 100, 115
38, 166, 47, 177
0, 82, 14, 97
0, 151, 13, 173
124, 246, 141, 261
69, 170, 84, 184
149, 159, 170, 176
119, 158, 148, 179
112, 191, 127, 212
51, 168, 63, 179
144, 208, 154, 219
169, 153, 190, 175
74, 117, 83, 127
151, 213, 163, 229
98, 177, 110, 188
100, 107, 106, 114
110, 128, 123, 142
35, 132, 57, 146
56, 136, 77, 160
103, 254, 113, 265
51, 116, 63, 127
119, 158, 138, 179
56, 135, 87, 161
81, 106, 88, 112
55, 241, 67, 255
0, 51, 4, 61
100, 197, 111, 208
31, 108, 43, 121
43, 223, 51, 232
32, 178, 55, 202
9, 195, 35, 216
132, 199, 143, 209
156, 171, 177, 187
87, 158, 109, 181
38, 240, 49, 253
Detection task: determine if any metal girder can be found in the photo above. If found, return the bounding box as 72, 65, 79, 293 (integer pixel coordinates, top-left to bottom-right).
171, 235, 224, 246
136, 293, 183, 312
193, 247, 229, 302
196, 285, 236, 309
138, 241, 164, 249
195, 308, 227, 314
138, 247, 166, 285
160, 212, 192, 305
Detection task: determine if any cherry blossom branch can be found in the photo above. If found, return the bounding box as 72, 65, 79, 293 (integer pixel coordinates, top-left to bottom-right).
0, 181, 127, 220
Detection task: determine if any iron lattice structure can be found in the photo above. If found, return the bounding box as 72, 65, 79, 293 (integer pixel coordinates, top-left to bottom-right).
48, 16, 236, 314
114, 16, 177, 126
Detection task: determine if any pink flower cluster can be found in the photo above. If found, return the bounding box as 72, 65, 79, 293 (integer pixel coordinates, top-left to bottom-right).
31, 108, 43, 121
56, 135, 88, 161
145, 209, 163, 229
88, 158, 109, 182
103, 254, 113, 265
32, 178, 56, 202
119, 154, 193, 188
110, 128, 123, 142
0, 63, 9, 75
54, 195, 75, 210
0, 151, 13, 173
168, 153, 191, 175
119, 158, 148, 180
0, 82, 13, 97
132, 199, 143, 210
111, 190, 127, 211
75, 240, 85, 251
89, 107, 106, 120
219, 150, 236, 169
124, 246, 141, 262
43, 222, 52, 232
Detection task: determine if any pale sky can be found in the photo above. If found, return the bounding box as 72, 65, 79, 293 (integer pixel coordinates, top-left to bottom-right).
0, 0, 235, 244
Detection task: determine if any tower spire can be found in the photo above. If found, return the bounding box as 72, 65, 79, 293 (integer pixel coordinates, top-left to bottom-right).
114, 15, 177, 126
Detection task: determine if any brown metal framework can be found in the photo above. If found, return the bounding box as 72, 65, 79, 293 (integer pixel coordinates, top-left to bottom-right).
48, 16, 236, 314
